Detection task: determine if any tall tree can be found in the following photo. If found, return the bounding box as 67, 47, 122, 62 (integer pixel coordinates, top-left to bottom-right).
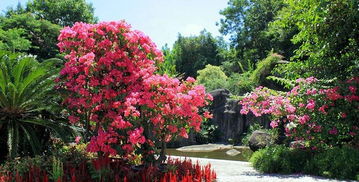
218, 0, 290, 62
0, 28, 31, 52
6, 0, 97, 27
0, 13, 61, 60
172, 30, 224, 78
270, 0, 359, 80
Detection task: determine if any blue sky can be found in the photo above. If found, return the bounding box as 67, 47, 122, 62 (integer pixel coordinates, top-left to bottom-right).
0, 0, 229, 49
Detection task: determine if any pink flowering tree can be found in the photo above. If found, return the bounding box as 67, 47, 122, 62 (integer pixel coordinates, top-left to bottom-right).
56, 21, 213, 163
240, 77, 359, 149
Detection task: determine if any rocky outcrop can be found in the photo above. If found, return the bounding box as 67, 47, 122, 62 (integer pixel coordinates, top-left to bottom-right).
208, 89, 269, 144
248, 130, 273, 151
209, 89, 242, 143
169, 88, 270, 147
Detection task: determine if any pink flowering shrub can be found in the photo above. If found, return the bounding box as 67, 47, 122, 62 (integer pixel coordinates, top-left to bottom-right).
56, 21, 212, 161
241, 77, 359, 149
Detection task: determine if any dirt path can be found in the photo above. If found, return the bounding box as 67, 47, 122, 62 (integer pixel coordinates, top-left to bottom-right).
171, 156, 349, 182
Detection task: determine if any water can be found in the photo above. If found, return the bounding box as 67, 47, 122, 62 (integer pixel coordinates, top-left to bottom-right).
166, 148, 253, 161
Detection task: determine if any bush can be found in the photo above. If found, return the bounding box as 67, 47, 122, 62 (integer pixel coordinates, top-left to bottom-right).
305, 146, 359, 180
196, 64, 228, 92
250, 145, 359, 180
226, 72, 255, 95
0, 51, 74, 159
57, 21, 213, 163
250, 145, 312, 174
241, 77, 359, 149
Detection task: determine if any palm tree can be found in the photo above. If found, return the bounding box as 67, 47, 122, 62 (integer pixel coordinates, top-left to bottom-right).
0, 51, 73, 159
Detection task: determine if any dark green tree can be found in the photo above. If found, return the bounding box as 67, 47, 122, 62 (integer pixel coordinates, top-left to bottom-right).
271, 0, 359, 80
172, 30, 224, 78
0, 13, 61, 60
155, 44, 178, 77
6, 0, 97, 27
0, 28, 31, 52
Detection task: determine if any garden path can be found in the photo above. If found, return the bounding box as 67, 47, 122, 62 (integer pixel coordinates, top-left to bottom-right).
171, 156, 349, 182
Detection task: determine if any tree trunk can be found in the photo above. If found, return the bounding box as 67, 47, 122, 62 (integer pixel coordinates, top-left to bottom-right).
158, 137, 167, 164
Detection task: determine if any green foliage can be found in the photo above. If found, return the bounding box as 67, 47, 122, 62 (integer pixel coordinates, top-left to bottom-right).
226, 72, 254, 95
0, 28, 31, 52
305, 146, 359, 180
250, 145, 359, 180
0, 51, 73, 159
250, 145, 313, 174
222, 53, 284, 95
0, 13, 61, 60
218, 0, 290, 63
270, 0, 359, 80
266, 76, 294, 89
0, 155, 50, 175
51, 157, 63, 181
196, 64, 228, 92
172, 30, 224, 77
6, 0, 97, 27
195, 120, 220, 144
250, 53, 282, 84
156, 45, 179, 77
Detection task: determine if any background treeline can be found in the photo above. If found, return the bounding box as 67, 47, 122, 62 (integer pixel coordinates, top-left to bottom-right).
163, 0, 359, 95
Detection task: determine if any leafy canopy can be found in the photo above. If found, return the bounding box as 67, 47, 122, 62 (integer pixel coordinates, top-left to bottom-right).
270, 0, 359, 80
171, 30, 224, 78
6, 0, 97, 27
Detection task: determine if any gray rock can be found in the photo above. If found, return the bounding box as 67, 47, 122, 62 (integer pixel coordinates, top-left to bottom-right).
248, 130, 272, 151
226, 149, 241, 156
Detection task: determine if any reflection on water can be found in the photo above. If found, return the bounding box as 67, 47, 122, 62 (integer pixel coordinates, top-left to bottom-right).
166, 148, 253, 161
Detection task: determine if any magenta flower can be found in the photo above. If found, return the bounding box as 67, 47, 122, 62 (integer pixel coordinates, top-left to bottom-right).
328, 127, 338, 135
298, 115, 310, 124
306, 99, 316, 110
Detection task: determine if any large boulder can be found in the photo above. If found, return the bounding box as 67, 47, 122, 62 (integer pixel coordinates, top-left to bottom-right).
248, 130, 272, 151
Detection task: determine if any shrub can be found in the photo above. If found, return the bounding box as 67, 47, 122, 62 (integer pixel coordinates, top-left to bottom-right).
226, 72, 255, 95
56, 21, 213, 163
241, 77, 359, 148
250, 53, 283, 85
305, 146, 359, 180
0, 51, 74, 159
250, 145, 359, 180
250, 145, 313, 174
196, 64, 228, 92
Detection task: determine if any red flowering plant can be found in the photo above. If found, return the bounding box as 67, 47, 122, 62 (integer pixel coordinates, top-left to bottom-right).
55, 21, 212, 163
240, 77, 359, 149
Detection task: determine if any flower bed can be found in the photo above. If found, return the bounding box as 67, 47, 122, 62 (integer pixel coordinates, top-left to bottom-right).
0, 157, 216, 182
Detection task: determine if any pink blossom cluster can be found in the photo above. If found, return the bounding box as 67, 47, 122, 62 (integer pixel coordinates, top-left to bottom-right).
56, 21, 212, 158
240, 77, 359, 148
240, 86, 295, 117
